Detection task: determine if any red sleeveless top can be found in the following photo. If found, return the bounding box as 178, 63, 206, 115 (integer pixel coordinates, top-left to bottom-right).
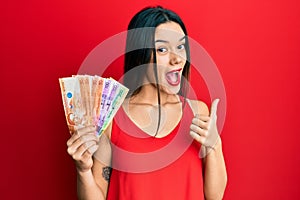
107, 98, 204, 200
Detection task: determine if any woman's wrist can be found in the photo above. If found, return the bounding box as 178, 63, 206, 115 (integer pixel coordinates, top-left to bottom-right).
205, 136, 222, 154
77, 167, 93, 177
212, 135, 222, 149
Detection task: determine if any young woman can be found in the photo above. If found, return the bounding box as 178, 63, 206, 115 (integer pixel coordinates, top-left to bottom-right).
67, 6, 227, 200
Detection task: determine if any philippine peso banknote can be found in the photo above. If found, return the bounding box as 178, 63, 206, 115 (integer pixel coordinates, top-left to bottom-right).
59, 75, 128, 136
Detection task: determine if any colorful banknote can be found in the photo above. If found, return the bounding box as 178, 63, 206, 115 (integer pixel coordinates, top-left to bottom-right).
100, 78, 128, 135
59, 75, 129, 136
59, 77, 76, 134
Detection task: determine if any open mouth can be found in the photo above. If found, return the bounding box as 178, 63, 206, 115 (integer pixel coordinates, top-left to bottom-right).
165, 68, 182, 86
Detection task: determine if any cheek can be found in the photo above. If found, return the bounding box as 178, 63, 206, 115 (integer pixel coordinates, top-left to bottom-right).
154, 66, 164, 81
145, 64, 164, 84
180, 51, 187, 63
156, 54, 169, 66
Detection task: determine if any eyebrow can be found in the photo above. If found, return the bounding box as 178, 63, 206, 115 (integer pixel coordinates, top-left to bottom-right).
155, 36, 186, 43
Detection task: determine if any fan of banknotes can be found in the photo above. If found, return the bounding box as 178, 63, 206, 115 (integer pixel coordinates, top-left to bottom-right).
59, 75, 129, 136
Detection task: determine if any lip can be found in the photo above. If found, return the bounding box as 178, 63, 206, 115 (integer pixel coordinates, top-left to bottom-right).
168, 68, 182, 73
165, 68, 182, 86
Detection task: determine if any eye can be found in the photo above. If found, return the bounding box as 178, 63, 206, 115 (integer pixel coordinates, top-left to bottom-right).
177, 44, 185, 50
157, 47, 168, 54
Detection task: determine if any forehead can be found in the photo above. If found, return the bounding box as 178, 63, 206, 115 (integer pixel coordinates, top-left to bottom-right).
155, 22, 185, 40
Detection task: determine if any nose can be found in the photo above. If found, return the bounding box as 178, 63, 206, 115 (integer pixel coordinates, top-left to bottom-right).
169, 51, 183, 66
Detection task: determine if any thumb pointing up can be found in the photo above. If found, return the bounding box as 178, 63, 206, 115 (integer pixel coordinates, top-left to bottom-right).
198, 98, 220, 158
210, 99, 220, 119
190, 98, 221, 158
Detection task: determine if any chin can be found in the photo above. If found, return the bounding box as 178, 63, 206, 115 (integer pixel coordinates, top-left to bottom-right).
161, 85, 181, 95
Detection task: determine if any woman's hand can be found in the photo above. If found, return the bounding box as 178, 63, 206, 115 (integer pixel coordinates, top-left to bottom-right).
190, 99, 220, 157
67, 125, 99, 173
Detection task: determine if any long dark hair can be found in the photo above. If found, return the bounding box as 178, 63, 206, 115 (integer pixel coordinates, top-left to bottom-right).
123, 6, 191, 135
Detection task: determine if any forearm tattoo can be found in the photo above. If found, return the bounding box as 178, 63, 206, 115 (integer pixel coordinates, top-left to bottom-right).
102, 166, 112, 182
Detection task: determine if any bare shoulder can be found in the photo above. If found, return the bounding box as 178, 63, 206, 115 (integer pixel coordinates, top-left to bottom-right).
187, 99, 209, 116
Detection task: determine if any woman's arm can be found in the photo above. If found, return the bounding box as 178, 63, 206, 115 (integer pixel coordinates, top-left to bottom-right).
189, 99, 227, 200
202, 137, 227, 200
67, 124, 112, 200
76, 168, 106, 200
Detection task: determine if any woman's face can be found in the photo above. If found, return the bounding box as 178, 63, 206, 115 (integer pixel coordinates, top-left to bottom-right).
144, 21, 187, 95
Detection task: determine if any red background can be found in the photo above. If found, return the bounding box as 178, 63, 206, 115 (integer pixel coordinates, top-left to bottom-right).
1, 0, 300, 199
